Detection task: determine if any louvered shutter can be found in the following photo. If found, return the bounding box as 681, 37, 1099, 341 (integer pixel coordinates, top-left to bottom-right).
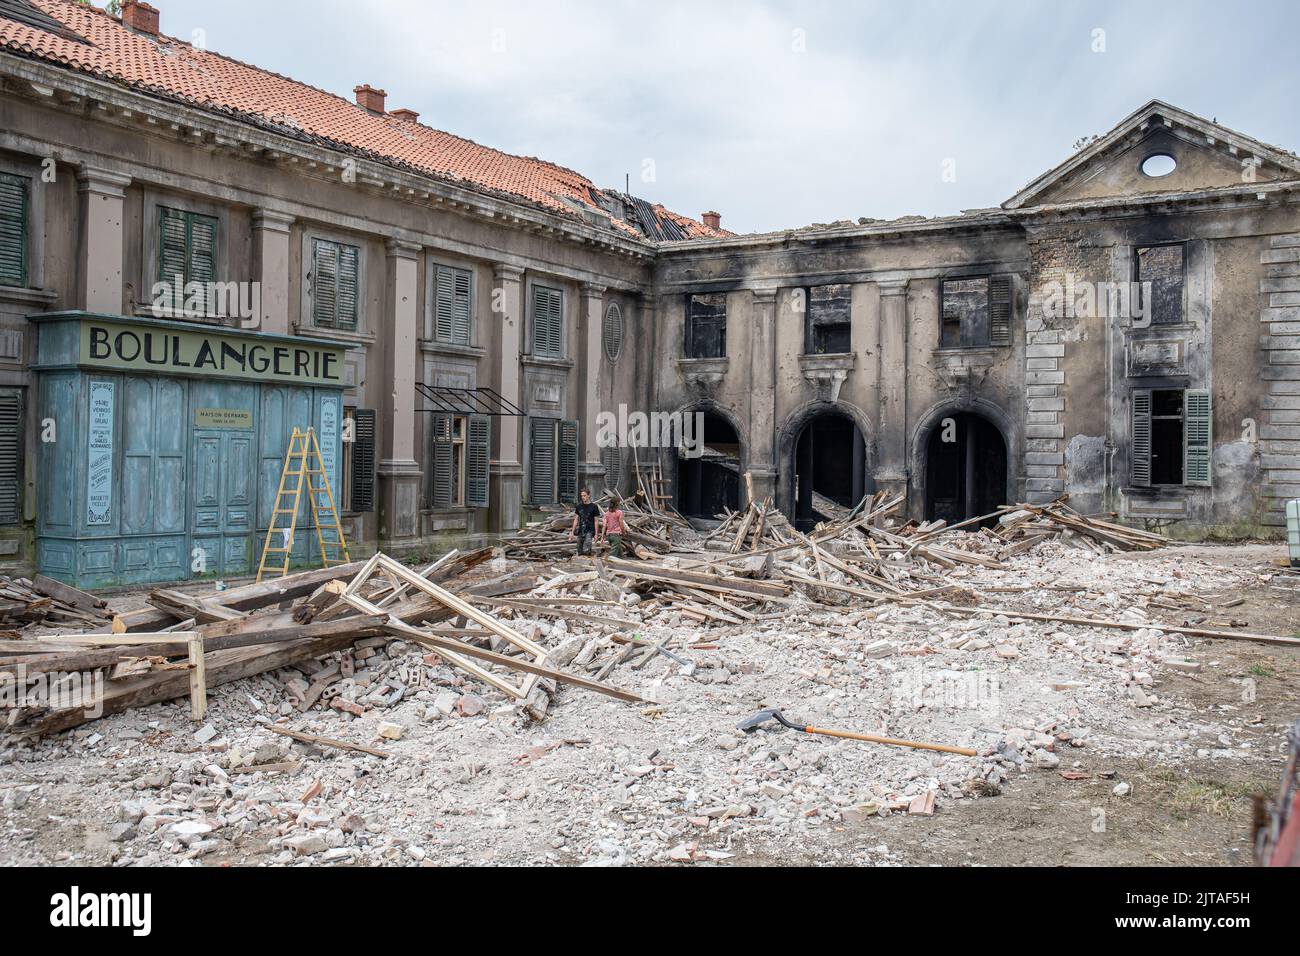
0, 173, 29, 287
337, 243, 359, 330
350, 409, 376, 512
529, 418, 555, 504
158, 207, 189, 290
453, 268, 472, 345
558, 419, 578, 503
1130, 389, 1152, 488
0, 390, 21, 525
466, 415, 491, 508
600, 445, 621, 493
533, 286, 562, 358
434, 265, 455, 342
312, 239, 338, 327
989, 275, 1012, 346
603, 303, 623, 361
431, 414, 454, 507
1183, 389, 1212, 487
188, 213, 218, 316
549, 288, 563, 357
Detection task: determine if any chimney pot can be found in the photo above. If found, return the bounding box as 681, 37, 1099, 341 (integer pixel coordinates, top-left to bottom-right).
354, 85, 387, 114
121, 1, 160, 36
389, 108, 420, 124
702, 210, 722, 231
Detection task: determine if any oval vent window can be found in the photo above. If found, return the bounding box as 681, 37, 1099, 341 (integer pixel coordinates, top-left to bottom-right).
1141, 153, 1177, 177
603, 302, 624, 362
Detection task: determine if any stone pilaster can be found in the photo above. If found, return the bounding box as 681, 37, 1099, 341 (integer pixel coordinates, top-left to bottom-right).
376, 239, 422, 545
76, 166, 130, 314
748, 288, 778, 505
578, 282, 607, 491
490, 264, 525, 532
875, 279, 910, 500
252, 210, 294, 334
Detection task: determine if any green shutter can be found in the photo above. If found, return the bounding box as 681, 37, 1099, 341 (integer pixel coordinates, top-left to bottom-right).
188, 212, 218, 316
434, 265, 455, 342
431, 414, 454, 507
1131, 389, 1152, 488
558, 419, 578, 503
453, 267, 472, 345
600, 444, 621, 493
989, 275, 1012, 346
0, 390, 21, 525
312, 239, 338, 327
337, 243, 359, 330
533, 285, 562, 358
350, 409, 376, 513
1184, 389, 1212, 487
158, 207, 189, 289
466, 414, 491, 508
529, 417, 555, 504
0, 173, 29, 287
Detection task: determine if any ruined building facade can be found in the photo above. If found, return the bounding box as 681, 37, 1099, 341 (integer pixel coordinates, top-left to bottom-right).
0, 1, 1297, 586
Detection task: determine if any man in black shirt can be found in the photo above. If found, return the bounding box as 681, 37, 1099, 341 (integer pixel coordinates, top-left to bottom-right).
568, 488, 602, 557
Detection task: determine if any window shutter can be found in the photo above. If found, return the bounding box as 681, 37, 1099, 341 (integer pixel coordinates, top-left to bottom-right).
0, 390, 21, 525
1130, 389, 1152, 488
529, 418, 555, 504
350, 409, 376, 513
531, 286, 545, 355
431, 414, 454, 508
312, 239, 338, 327
466, 414, 491, 508
453, 268, 472, 345
989, 275, 1012, 346
533, 286, 562, 358
434, 265, 455, 342
188, 213, 218, 315
336, 243, 359, 330
600, 444, 621, 493
0, 173, 29, 287
558, 419, 579, 503
548, 288, 563, 357
158, 207, 189, 289
1184, 389, 1212, 487
603, 303, 623, 361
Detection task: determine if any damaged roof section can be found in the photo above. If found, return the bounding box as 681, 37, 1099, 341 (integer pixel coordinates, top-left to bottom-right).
0, 0, 729, 241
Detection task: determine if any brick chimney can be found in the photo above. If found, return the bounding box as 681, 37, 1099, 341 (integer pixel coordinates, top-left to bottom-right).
389, 108, 420, 124
354, 85, 387, 114
121, 1, 160, 36
702, 210, 722, 231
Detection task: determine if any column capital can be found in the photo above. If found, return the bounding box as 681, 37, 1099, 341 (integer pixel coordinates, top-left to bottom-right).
580, 282, 606, 298
751, 288, 779, 306
493, 263, 525, 282
385, 238, 422, 260
253, 209, 295, 233
877, 278, 911, 297
76, 165, 131, 197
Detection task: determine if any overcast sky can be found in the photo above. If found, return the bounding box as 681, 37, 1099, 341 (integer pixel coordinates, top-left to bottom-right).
140, 0, 1300, 235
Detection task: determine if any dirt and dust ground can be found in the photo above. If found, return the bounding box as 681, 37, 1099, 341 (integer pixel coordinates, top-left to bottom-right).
1, 543, 1296, 867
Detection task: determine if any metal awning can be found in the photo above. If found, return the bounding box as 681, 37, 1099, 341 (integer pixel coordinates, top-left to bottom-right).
415, 383, 526, 417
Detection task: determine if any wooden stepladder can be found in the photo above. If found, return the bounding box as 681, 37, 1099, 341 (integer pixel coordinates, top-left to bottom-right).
256, 427, 350, 582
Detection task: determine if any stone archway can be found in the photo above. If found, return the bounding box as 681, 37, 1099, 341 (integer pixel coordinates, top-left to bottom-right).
674, 400, 746, 520
911, 400, 1017, 525
778, 399, 874, 529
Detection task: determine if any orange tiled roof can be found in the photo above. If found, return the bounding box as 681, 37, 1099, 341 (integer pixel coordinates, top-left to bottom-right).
0, 0, 731, 240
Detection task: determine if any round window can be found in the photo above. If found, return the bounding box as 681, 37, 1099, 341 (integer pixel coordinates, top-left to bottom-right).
603, 303, 624, 362
1140, 153, 1177, 177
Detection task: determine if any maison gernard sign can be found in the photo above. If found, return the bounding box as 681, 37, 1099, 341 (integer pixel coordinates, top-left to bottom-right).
78, 318, 345, 387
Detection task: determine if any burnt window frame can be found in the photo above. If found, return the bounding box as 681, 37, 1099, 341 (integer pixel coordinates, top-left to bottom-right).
685, 293, 727, 359
1133, 242, 1187, 327
939, 274, 1012, 349
803, 284, 853, 355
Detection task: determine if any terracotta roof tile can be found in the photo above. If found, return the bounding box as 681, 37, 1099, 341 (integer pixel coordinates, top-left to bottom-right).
0, 0, 732, 240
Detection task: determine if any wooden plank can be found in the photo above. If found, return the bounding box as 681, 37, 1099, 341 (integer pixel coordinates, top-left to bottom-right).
189, 634, 207, 722
269, 725, 390, 759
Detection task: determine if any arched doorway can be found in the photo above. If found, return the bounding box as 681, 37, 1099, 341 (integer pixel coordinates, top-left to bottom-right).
792, 411, 868, 531
678, 411, 741, 519
923, 412, 1008, 524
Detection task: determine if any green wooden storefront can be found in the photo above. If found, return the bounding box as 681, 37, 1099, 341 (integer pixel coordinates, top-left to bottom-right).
31, 312, 350, 588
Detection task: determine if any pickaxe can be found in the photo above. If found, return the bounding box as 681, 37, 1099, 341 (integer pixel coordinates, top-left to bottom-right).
737, 708, 977, 757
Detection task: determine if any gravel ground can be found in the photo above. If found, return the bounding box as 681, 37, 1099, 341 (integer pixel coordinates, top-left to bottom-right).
1, 541, 1295, 867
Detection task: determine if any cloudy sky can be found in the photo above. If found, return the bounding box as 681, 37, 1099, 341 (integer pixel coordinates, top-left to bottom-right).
141, 0, 1299, 234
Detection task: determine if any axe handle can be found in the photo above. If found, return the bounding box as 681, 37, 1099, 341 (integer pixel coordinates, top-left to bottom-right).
803, 725, 977, 757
